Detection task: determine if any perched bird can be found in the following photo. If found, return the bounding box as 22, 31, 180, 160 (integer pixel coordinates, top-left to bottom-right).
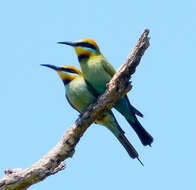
57, 39, 153, 146
41, 64, 143, 165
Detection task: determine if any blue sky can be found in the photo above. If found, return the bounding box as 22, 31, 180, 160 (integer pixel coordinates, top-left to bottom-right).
0, 0, 195, 189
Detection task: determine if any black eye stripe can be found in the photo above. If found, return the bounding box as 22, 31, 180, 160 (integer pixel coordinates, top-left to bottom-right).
61, 68, 79, 74
76, 42, 97, 50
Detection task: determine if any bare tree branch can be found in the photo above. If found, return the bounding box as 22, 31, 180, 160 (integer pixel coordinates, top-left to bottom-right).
0, 29, 150, 190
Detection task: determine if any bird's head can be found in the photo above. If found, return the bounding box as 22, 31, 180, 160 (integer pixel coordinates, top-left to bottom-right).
58, 39, 101, 62
41, 64, 81, 85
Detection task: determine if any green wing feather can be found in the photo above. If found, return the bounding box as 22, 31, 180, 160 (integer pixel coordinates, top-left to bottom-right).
85, 80, 100, 98
101, 59, 144, 118
101, 59, 116, 77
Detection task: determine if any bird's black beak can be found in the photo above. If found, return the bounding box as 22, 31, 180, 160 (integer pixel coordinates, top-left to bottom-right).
40, 64, 62, 71
57, 41, 78, 47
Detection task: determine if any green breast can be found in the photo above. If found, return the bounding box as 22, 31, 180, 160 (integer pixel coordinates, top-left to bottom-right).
66, 76, 96, 113
80, 56, 112, 94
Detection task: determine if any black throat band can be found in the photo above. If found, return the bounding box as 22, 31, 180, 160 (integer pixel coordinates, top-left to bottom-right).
78, 54, 89, 62
63, 79, 71, 85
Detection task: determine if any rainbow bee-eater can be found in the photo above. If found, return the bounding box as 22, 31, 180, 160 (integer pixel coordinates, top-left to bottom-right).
41, 64, 143, 165
57, 39, 153, 146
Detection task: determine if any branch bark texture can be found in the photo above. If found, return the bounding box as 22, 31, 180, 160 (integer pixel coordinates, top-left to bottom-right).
0, 29, 150, 190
